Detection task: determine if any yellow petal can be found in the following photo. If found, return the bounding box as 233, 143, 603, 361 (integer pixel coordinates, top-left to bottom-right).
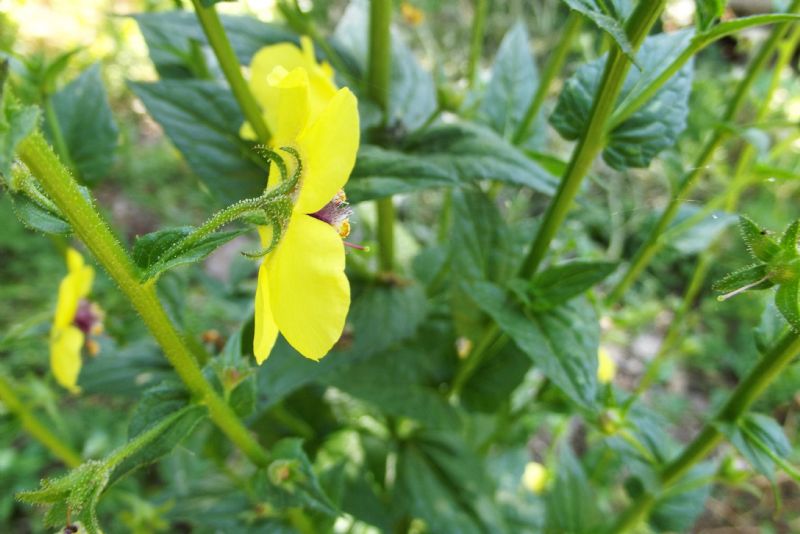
268, 213, 349, 360
50, 326, 84, 393
253, 264, 279, 364
65, 247, 94, 298
249, 41, 336, 136
295, 88, 360, 214
66, 247, 84, 272
597, 348, 616, 384
54, 272, 81, 329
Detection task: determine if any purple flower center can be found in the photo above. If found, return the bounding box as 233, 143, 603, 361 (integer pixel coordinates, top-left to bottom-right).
73, 299, 101, 336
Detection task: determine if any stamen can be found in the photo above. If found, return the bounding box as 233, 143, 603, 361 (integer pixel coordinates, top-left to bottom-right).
344, 242, 369, 251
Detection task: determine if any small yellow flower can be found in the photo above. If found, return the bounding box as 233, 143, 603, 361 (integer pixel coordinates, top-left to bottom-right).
522, 461, 548, 494
597, 347, 617, 384
246, 38, 360, 363
401, 2, 425, 26
50, 248, 95, 393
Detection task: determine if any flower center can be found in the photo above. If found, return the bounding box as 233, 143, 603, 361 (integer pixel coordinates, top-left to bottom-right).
311, 190, 352, 238
73, 299, 104, 337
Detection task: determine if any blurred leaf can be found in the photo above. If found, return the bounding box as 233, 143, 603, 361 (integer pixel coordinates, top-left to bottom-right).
562, 0, 635, 61
130, 80, 265, 205
695, 0, 726, 30
47, 64, 118, 184
468, 281, 599, 409
551, 30, 694, 170
649, 462, 715, 532
78, 341, 174, 396
348, 123, 556, 202
253, 438, 337, 516
775, 279, 800, 331
397, 432, 506, 533
132, 225, 250, 281
668, 206, 736, 255
460, 341, 531, 413
133, 11, 295, 78
525, 260, 618, 311
479, 22, 541, 143
718, 413, 791, 482
545, 445, 599, 534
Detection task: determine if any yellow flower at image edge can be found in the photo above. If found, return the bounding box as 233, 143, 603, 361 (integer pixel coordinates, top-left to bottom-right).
247, 39, 360, 364
50, 248, 98, 393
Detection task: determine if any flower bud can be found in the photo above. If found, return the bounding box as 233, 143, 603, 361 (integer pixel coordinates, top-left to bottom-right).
522, 462, 548, 494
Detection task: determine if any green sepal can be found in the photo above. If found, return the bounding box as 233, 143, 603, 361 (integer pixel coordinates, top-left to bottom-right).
779, 220, 800, 256
775, 279, 800, 332
712, 264, 773, 294
739, 216, 781, 262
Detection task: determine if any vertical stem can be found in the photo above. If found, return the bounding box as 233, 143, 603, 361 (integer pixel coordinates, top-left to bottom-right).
519, 0, 667, 278
605, 5, 800, 305
17, 132, 271, 468
512, 10, 582, 144
368, 0, 395, 272
467, 0, 490, 88
42, 97, 76, 175
610, 331, 800, 533
0, 374, 82, 468
191, 0, 271, 144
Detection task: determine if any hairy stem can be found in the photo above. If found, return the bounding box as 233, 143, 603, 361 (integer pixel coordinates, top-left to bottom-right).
191, 0, 271, 144
606, 5, 800, 305
0, 374, 82, 468
513, 10, 582, 144
18, 132, 271, 468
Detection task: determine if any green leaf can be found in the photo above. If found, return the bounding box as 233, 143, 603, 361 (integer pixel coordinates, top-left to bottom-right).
460, 341, 532, 413
775, 279, 800, 331
347, 122, 557, 202
780, 220, 800, 255
133, 11, 295, 78
254, 438, 338, 516
739, 215, 781, 262
133, 225, 250, 281
712, 263, 773, 294
527, 260, 618, 311
396, 433, 506, 533
8, 190, 71, 235
130, 80, 265, 205
649, 462, 715, 532
718, 413, 791, 482
667, 205, 737, 255
562, 0, 636, 61
480, 22, 541, 142
0, 64, 39, 178
468, 281, 599, 409
46, 64, 118, 184
545, 445, 599, 533
551, 30, 694, 170
695, 0, 726, 30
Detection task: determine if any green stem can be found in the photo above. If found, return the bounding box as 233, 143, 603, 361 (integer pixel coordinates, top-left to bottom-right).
42, 96, 76, 174
606, 6, 799, 305
467, 0, 489, 88
0, 374, 82, 468
450, 323, 502, 397
368, 0, 395, 272
512, 11, 582, 144
191, 0, 271, 144
17, 132, 271, 468
610, 331, 800, 533
105, 406, 194, 468
519, 0, 666, 279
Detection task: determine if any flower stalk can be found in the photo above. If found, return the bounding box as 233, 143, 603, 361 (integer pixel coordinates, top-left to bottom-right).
605, 3, 800, 305
0, 373, 82, 468
191, 0, 271, 144
368, 0, 395, 273
467, 0, 489, 89
17, 132, 271, 468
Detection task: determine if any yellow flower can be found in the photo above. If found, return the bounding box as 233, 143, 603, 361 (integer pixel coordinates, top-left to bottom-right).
246, 39, 360, 363
522, 462, 548, 494
598, 347, 616, 384
50, 248, 94, 393
401, 2, 425, 26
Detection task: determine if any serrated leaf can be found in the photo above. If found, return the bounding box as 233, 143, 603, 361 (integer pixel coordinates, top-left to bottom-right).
468, 281, 599, 409
479, 22, 541, 142
130, 80, 265, 205
775, 279, 800, 331
712, 264, 773, 294
528, 260, 618, 311
551, 30, 694, 170
739, 216, 781, 262
695, 0, 726, 30
347, 122, 557, 202
46, 64, 118, 184
133, 225, 250, 281
562, 0, 635, 61
545, 445, 600, 533
8, 190, 71, 235
718, 413, 791, 482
